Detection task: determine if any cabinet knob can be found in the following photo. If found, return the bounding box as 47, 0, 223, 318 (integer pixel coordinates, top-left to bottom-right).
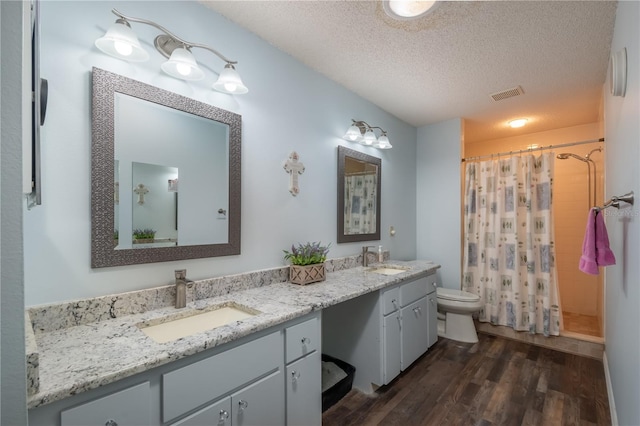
301, 337, 311, 345
432, 282, 437, 288
430, 297, 436, 305
105, 420, 118, 426
291, 370, 301, 382
238, 399, 249, 410
392, 299, 398, 309
219, 409, 229, 421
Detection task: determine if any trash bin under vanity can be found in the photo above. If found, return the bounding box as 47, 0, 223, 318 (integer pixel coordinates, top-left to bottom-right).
321, 354, 356, 412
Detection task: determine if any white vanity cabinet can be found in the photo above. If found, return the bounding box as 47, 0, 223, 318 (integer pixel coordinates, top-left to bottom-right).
426, 276, 438, 348
163, 330, 285, 425
323, 271, 437, 393
285, 315, 322, 426
29, 313, 322, 426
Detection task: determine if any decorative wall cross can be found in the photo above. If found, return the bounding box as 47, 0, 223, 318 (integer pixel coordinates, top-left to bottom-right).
134, 183, 149, 205
283, 151, 305, 196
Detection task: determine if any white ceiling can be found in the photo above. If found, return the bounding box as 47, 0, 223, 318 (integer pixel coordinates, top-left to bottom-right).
202, 1, 618, 143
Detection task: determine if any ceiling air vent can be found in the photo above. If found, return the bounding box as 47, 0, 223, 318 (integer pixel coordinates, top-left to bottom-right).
490, 86, 524, 102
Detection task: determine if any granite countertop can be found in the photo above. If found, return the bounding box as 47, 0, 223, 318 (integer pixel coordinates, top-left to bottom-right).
27, 259, 439, 409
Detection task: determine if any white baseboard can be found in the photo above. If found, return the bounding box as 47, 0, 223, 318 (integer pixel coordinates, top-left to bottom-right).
603, 351, 618, 425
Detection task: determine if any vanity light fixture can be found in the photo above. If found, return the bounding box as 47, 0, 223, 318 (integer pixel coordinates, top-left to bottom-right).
95, 9, 249, 94
342, 120, 392, 150
508, 118, 528, 128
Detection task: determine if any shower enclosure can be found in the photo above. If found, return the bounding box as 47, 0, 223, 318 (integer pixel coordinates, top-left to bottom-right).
463, 137, 605, 340
553, 143, 604, 338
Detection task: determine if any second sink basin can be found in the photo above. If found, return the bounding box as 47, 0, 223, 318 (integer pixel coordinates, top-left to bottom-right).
368, 266, 409, 275
138, 303, 259, 344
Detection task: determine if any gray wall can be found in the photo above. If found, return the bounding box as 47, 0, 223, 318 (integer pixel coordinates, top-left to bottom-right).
25, 1, 418, 305
1, 1, 28, 423
416, 118, 462, 288
603, 1, 639, 424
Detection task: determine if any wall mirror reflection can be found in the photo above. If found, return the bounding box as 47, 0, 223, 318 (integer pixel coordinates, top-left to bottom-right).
92, 67, 241, 268
337, 146, 381, 243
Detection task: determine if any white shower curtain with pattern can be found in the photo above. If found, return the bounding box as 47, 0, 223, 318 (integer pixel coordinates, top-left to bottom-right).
344, 174, 377, 235
462, 153, 560, 336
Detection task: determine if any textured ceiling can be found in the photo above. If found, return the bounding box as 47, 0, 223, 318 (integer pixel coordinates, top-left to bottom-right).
202, 1, 618, 143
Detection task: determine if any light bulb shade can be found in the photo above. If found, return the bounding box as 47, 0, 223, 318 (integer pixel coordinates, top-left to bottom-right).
362, 129, 377, 145
375, 135, 392, 149
213, 64, 249, 94
95, 21, 149, 62
161, 47, 205, 81
343, 125, 363, 142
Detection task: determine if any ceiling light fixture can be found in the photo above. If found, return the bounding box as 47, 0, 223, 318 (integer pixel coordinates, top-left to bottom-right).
342, 120, 392, 150
383, 0, 440, 20
509, 118, 528, 128
95, 9, 248, 94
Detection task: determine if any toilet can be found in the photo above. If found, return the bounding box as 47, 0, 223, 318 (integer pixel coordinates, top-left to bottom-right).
436, 288, 483, 343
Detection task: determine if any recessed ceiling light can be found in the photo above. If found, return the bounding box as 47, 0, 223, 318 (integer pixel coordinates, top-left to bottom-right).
509, 118, 528, 128
383, 1, 439, 20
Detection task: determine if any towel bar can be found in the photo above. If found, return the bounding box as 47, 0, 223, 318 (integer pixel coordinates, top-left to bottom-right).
595, 191, 634, 212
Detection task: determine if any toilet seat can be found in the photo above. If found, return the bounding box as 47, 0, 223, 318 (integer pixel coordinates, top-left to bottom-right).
436, 288, 480, 302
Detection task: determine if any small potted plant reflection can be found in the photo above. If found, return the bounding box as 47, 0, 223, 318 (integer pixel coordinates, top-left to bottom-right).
283, 241, 330, 285
132, 228, 156, 244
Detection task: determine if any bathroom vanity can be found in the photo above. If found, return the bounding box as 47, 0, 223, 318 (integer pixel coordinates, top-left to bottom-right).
26, 259, 439, 425
322, 273, 439, 392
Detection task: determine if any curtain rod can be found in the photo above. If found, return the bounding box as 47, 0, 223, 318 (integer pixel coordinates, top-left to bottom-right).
461, 137, 604, 163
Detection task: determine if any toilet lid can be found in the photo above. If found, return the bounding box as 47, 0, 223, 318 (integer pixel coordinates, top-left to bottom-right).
437, 288, 480, 302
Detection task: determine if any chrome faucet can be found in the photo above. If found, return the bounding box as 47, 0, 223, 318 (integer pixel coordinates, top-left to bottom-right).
174, 269, 194, 309
362, 246, 377, 267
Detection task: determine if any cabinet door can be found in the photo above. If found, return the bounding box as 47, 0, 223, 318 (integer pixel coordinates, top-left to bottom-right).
427, 294, 438, 348
286, 351, 321, 426
232, 370, 284, 426
171, 397, 231, 426
60, 382, 150, 426
382, 312, 401, 384
401, 297, 428, 370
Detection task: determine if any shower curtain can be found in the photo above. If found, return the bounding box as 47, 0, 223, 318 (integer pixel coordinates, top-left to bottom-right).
462, 153, 560, 336
344, 174, 377, 235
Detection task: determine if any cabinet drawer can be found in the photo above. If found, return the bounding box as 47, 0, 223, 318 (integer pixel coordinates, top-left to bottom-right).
286, 316, 320, 363
425, 273, 438, 295
163, 331, 282, 423
61, 382, 150, 426
382, 286, 400, 315
400, 277, 428, 306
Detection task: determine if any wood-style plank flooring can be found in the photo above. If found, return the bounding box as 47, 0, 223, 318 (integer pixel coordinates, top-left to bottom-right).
322, 333, 611, 426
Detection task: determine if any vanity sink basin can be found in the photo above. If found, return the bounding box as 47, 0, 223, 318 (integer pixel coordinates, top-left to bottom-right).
368, 266, 409, 275
138, 304, 258, 344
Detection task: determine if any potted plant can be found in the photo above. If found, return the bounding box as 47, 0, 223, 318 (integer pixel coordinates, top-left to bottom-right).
283, 241, 330, 285
132, 228, 156, 244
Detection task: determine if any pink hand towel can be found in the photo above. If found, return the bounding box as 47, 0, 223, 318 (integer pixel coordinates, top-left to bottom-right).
595, 209, 616, 266
579, 208, 599, 275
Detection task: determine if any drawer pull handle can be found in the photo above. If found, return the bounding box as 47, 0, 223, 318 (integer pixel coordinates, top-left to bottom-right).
301, 337, 311, 345
238, 399, 248, 410
105, 420, 118, 426
219, 409, 229, 421
291, 370, 301, 382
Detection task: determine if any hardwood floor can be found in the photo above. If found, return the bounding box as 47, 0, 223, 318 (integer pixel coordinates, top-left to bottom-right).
322, 333, 611, 426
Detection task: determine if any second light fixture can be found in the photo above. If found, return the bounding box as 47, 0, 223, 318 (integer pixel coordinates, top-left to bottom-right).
343, 120, 392, 149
